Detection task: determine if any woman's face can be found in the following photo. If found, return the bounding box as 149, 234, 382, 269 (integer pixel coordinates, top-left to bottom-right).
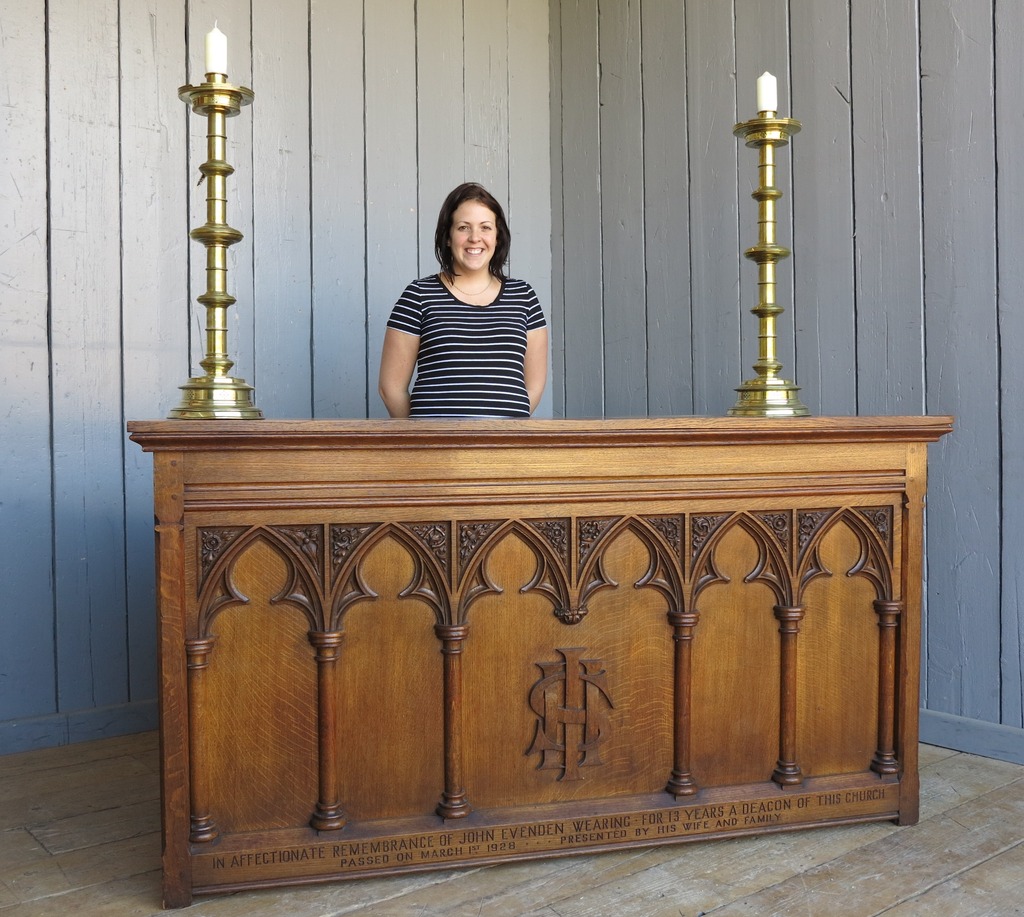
448, 200, 498, 276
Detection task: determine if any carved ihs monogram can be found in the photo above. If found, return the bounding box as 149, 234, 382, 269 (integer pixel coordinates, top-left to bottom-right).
527, 648, 614, 781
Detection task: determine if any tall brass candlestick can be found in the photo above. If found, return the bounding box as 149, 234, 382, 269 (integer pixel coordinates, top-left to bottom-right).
728, 108, 809, 417
169, 73, 262, 419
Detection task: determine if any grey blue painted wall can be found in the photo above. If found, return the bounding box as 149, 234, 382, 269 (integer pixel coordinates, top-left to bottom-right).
1, 0, 1021, 765
549, 0, 1023, 764
0, 0, 550, 751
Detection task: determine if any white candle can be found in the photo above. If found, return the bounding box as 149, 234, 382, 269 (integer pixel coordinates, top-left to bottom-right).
205, 24, 228, 75
756, 71, 778, 113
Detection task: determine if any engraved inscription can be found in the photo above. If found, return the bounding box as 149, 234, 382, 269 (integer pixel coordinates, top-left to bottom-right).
527, 648, 614, 781
196, 781, 897, 881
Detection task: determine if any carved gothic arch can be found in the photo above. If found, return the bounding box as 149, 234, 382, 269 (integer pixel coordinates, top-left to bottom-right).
690, 511, 795, 608
196, 524, 325, 635
456, 518, 573, 623
796, 507, 895, 605
581, 515, 687, 615
327, 521, 451, 630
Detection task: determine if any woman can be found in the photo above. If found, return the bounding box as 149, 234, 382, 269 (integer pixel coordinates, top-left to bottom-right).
378, 182, 548, 418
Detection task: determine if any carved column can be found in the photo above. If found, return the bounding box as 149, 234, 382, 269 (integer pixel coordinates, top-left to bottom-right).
309, 631, 347, 830
871, 599, 902, 775
772, 605, 805, 786
435, 623, 472, 818
665, 608, 700, 797
185, 636, 218, 842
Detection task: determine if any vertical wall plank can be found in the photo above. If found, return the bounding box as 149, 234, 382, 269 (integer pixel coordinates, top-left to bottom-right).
311, 0, 367, 418
789, 0, 856, 415
0, 0, 56, 729
850, 0, 924, 414
464, 0, 510, 201
548, 0, 566, 415
416, 0, 466, 275
559, 0, 604, 418
251, 0, 313, 417
642, 0, 693, 416
119, 0, 189, 702
684, 1, 741, 415
509, 0, 554, 416
996, 0, 1024, 729
921, 1, 1001, 723
48, 0, 128, 714
364, 0, 419, 418
599, 0, 647, 416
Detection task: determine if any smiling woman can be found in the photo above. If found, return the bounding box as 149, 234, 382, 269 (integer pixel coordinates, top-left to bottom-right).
377, 182, 549, 419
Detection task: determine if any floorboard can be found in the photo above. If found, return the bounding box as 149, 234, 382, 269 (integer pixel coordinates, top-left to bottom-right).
0, 734, 1021, 916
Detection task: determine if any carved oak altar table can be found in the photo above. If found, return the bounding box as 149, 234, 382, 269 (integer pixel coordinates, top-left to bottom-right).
128, 416, 952, 907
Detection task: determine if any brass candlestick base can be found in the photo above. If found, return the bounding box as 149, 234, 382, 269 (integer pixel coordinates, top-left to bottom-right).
728, 112, 808, 418
169, 75, 262, 419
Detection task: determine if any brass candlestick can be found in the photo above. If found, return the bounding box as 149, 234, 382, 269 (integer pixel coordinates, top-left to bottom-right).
169, 73, 262, 419
728, 109, 808, 417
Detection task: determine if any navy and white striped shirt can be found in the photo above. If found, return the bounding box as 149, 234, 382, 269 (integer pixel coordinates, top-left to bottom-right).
386, 274, 547, 418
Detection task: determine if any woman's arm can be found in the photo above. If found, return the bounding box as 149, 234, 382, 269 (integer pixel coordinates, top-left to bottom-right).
378, 327, 420, 417
524, 326, 549, 414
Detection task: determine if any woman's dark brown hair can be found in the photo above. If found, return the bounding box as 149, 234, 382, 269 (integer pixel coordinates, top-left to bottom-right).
434, 182, 511, 281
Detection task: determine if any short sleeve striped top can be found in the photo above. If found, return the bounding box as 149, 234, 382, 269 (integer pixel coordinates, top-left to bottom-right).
386, 274, 547, 418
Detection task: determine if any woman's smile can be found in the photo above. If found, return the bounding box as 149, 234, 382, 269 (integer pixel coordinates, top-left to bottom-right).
449, 200, 497, 277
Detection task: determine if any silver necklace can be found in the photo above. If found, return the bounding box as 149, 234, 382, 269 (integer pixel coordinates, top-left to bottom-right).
450, 275, 493, 297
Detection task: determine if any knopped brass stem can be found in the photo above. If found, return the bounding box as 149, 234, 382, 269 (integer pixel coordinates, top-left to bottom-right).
728, 113, 809, 417
169, 73, 261, 419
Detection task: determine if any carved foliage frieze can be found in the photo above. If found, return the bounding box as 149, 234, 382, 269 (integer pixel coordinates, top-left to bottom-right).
193, 502, 899, 637
691, 514, 731, 560
797, 510, 835, 555
578, 517, 618, 568
643, 514, 684, 561
758, 512, 791, 555
273, 525, 322, 566
857, 506, 894, 557
457, 520, 503, 571
330, 524, 378, 577
527, 518, 570, 567
404, 522, 451, 590
199, 526, 248, 592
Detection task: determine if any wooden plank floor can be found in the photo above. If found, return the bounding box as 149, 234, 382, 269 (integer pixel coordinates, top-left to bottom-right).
1, 733, 1023, 915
